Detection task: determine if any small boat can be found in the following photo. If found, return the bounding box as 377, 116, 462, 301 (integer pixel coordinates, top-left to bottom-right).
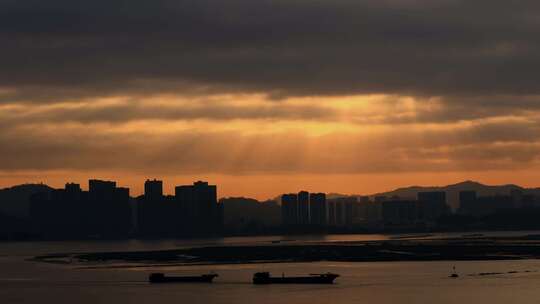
252, 272, 339, 284
449, 266, 459, 278
149, 273, 218, 283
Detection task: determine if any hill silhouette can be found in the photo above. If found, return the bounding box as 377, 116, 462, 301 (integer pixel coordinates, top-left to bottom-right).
0, 184, 53, 218
219, 197, 280, 233
369, 180, 539, 210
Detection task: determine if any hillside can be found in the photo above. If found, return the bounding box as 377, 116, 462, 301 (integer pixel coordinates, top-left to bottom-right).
369, 180, 534, 210
0, 184, 53, 218
220, 197, 281, 231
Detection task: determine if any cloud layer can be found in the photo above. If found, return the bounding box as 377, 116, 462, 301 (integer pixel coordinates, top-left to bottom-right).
1, 0, 540, 194
2, 0, 540, 101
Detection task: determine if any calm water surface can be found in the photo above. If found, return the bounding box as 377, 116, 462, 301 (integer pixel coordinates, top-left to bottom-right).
2, 232, 540, 304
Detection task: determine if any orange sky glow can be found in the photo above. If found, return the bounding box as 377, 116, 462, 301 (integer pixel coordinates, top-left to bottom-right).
1, 93, 539, 200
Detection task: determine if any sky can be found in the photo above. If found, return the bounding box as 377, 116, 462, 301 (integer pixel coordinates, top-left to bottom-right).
2, 0, 540, 199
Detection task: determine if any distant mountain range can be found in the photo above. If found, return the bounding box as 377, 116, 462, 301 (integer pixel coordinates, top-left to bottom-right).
273, 181, 540, 211
368, 180, 540, 210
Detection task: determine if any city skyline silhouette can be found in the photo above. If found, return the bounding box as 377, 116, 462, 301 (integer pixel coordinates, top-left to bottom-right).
2, 178, 540, 241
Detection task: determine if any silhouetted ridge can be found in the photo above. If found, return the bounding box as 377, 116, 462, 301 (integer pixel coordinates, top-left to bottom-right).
0, 184, 53, 218
220, 197, 280, 234
369, 180, 529, 210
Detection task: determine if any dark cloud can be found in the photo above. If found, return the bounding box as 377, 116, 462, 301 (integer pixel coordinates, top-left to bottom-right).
0, 101, 337, 125
2, 0, 540, 102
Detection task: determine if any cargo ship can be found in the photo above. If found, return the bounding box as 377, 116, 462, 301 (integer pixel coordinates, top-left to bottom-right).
252, 272, 339, 284
149, 273, 218, 283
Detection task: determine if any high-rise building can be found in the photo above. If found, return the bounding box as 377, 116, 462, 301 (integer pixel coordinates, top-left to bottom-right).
522, 194, 537, 208
112, 186, 132, 235
88, 179, 131, 237
417, 191, 448, 222
309, 192, 327, 226
144, 179, 163, 199
459, 191, 514, 217
335, 199, 346, 226
330, 197, 356, 227
381, 200, 417, 226
281, 193, 298, 226
458, 190, 477, 215
138, 179, 170, 237
345, 197, 356, 227
298, 191, 310, 225
327, 199, 336, 226
30, 180, 132, 238
89, 179, 116, 198
334, 196, 358, 227
175, 181, 221, 236
366, 201, 382, 223
374, 196, 388, 203
65, 183, 81, 194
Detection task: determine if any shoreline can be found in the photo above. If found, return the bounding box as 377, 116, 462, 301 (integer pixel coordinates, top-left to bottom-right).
32, 235, 540, 267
